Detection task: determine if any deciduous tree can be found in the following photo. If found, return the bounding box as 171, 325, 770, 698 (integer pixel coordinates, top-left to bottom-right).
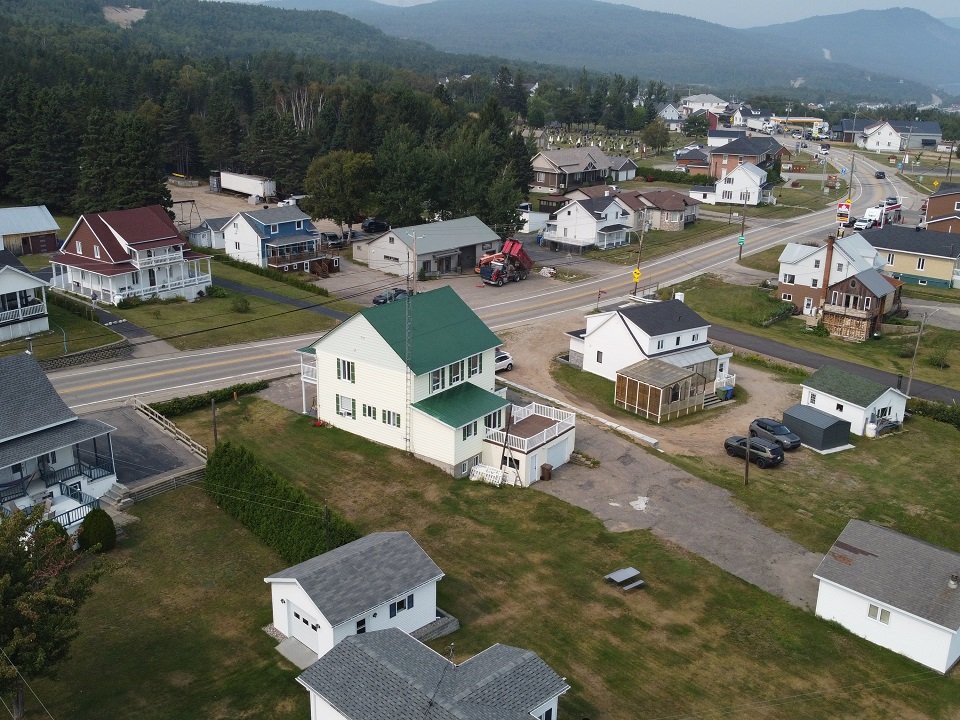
303, 150, 376, 231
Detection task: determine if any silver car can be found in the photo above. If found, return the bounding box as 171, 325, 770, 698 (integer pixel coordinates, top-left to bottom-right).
749, 418, 801, 450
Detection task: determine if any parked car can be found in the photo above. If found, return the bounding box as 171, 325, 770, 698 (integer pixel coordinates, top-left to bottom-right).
319, 231, 344, 249
372, 288, 409, 305
853, 218, 875, 231
723, 436, 784, 468
874, 170, 886, 179
673, 166, 688, 173
840, 216, 856, 228
495, 350, 513, 372
749, 418, 801, 450
885, 196, 899, 206
361, 217, 389, 233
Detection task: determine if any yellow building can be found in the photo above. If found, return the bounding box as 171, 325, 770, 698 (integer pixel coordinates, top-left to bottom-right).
864, 226, 960, 289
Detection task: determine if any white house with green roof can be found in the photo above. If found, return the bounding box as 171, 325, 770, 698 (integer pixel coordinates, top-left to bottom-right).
801, 365, 908, 436
299, 287, 575, 479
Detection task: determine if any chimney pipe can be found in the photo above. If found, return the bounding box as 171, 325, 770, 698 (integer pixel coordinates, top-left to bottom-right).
820, 234, 836, 308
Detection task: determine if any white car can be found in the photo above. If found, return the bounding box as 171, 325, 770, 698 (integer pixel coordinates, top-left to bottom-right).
853, 218, 874, 231
495, 350, 513, 372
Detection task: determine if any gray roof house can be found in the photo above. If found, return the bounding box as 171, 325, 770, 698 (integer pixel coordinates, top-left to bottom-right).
800, 365, 908, 436
187, 215, 232, 250
351, 216, 499, 278
264, 531, 445, 659
814, 519, 960, 673
0, 205, 60, 255
298, 627, 570, 720
0, 354, 117, 532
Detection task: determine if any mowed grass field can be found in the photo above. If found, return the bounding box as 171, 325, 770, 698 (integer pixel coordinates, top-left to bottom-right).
584, 220, 735, 265
0, 304, 121, 359
84, 397, 957, 720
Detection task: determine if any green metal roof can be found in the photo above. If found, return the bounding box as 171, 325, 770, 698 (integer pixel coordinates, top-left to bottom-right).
804, 365, 895, 407
361, 286, 501, 374
412, 382, 509, 428
297, 346, 317, 355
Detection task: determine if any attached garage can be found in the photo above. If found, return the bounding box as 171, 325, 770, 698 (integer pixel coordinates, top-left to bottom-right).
783, 403, 852, 452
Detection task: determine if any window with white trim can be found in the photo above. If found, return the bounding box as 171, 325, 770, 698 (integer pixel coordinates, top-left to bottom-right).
76, 242, 83, 255
656, 339, 664, 350
724, 176, 734, 184
462, 421, 478, 441
448, 360, 464, 385
467, 353, 482, 377
831, 291, 839, 304
886, 253, 894, 265
864, 296, 872, 310
335, 394, 356, 419
809, 392, 817, 404
596, 350, 603, 363
721, 190, 733, 200
296, 220, 303, 230
867, 604, 890, 624
814, 259, 821, 268
919, 279, 928, 285
384, 255, 399, 262
270, 224, 278, 234
93, 246, 100, 259
692, 333, 699, 342
811, 278, 819, 288
535, 171, 545, 183
836, 403, 844, 412
356, 618, 366, 634
235, 241, 240, 250
783, 273, 795, 283
836, 262, 843, 272
538, 709, 554, 720
484, 409, 503, 430
430, 368, 445, 393
917, 257, 925, 270
382, 410, 401, 427
337, 359, 355, 383
362, 404, 377, 419
675, 336, 681, 346
781, 293, 792, 301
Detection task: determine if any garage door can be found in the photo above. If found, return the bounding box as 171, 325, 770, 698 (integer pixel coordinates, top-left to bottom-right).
289, 604, 319, 651
547, 437, 569, 468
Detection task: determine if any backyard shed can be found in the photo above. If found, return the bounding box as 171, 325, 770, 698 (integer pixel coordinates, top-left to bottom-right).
783, 403, 851, 452
615, 359, 706, 423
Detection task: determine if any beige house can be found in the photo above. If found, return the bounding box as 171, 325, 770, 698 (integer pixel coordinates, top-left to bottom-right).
864, 226, 960, 289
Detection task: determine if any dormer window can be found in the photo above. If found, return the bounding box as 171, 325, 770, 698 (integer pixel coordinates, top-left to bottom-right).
296, 220, 303, 230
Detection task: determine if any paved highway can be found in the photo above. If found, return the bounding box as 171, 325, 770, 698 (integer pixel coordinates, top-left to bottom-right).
50, 147, 918, 410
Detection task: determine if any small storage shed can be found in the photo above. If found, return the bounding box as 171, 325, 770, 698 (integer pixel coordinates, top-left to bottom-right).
783, 403, 851, 452
615, 359, 706, 423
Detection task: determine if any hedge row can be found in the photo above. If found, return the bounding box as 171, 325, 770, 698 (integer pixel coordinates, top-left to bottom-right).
907, 398, 960, 431
149, 380, 269, 417
47, 291, 96, 321
203, 251, 330, 297
633, 165, 715, 187
205, 442, 360, 564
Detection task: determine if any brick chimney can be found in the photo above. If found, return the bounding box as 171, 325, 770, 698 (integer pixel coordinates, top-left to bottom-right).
820, 234, 836, 307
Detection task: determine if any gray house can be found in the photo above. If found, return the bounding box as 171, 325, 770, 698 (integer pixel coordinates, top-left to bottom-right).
298, 627, 570, 720
351, 216, 500, 277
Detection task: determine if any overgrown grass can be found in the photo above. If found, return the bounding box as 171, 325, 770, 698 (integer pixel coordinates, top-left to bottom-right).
112, 293, 338, 350
159, 398, 960, 720
584, 220, 735, 264
676, 275, 960, 390
32, 489, 307, 720
0, 304, 120, 359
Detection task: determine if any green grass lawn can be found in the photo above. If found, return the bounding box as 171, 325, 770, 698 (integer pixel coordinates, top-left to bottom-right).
156, 398, 960, 720
210, 261, 362, 315
676, 275, 960, 390
112, 293, 339, 350
584, 220, 735, 265
668, 414, 960, 553
32, 488, 306, 720
739, 245, 784, 274
699, 183, 841, 221
900, 284, 960, 304
0, 304, 121, 359
16, 252, 53, 272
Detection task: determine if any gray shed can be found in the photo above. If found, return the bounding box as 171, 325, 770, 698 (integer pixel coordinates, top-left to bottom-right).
783, 404, 851, 451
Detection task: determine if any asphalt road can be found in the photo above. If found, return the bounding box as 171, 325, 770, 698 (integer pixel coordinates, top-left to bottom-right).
50, 149, 952, 410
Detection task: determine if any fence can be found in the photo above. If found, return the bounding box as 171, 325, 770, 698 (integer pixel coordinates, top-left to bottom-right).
133, 398, 208, 460
127, 467, 205, 503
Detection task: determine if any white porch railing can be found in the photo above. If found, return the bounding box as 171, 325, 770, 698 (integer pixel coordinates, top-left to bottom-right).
132, 251, 184, 268
301, 362, 317, 383
485, 403, 577, 453
0, 302, 46, 324
111, 273, 211, 301
714, 374, 737, 392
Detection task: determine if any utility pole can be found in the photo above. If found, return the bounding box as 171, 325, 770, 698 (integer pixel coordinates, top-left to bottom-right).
737, 194, 747, 261
743, 425, 750, 486
632, 222, 647, 296
902, 121, 916, 174
905, 311, 928, 397
211, 398, 218, 447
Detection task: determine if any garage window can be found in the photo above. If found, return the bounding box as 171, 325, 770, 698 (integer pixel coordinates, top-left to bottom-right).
809, 393, 817, 404
867, 604, 890, 624
596, 351, 603, 363
356, 619, 366, 634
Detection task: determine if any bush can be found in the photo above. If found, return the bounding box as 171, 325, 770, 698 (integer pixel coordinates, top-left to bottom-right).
206, 285, 228, 298
77, 507, 116, 553
149, 381, 269, 417
907, 398, 960, 431
48, 292, 96, 321
195, 251, 330, 297
231, 296, 251, 313
204, 442, 360, 563
35, 518, 68, 542
809, 323, 830, 337
117, 294, 185, 309
633, 165, 715, 187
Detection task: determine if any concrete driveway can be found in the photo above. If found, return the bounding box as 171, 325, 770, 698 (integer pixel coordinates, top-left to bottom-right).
538, 420, 821, 609
900, 299, 960, 331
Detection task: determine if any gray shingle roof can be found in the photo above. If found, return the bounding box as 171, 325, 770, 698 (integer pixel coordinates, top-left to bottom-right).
242, 206, 310, 224
931, 182, 960, 198
0, 206, 59, 236
815, 520, 960, 630
709, 136, 782, 158
201, 216, 233, 232
865, 226, 960, 259
266, 532, 443, 626
536, 146, 610, 173
803, 365, 895, 407
887, 120, 941, 136
0, 249, 27, 271
0, 355, 75, 444
298, 628, 569, 720
619, 300, 709, 337
387, 217, 499, 255
0, 417, 115, 469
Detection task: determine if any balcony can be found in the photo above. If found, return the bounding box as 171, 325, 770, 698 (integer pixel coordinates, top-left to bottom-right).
0, 301, 47, 325
266, 249, 324, 268
131, 250, 185, 269
41, 459, 115, 488
485, 403, 576, 453
823, 303, 872, 319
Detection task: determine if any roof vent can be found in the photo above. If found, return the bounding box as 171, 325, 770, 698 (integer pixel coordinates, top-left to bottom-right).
950, 573, 959, 590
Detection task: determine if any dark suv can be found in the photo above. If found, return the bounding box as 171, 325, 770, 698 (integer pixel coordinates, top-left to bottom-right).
749, 418, 801, 450
723, 436, 784, 468
361, 217, 389, 233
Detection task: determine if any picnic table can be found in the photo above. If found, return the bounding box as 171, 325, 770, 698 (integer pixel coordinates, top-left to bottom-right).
604, 566, 646, 591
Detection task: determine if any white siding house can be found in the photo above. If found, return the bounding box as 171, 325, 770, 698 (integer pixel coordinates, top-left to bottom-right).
0, 255, 49, 342
265, 532, 443, 660
187, 216, 231, 250
800, 365, 908, 436
543, 196, 633, 251
815, 520, 960, 673
858, 120, 942, 152
704, 163, 773, 207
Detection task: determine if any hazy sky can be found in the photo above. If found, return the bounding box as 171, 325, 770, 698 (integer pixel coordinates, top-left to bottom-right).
377, 0, 958, 27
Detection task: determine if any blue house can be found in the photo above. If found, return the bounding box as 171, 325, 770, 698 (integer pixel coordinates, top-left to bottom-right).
221, 207, 325, 271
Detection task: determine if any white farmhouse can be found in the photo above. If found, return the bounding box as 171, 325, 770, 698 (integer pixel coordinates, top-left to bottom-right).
0, 252, 49, 342
264, 531, 443, 660
543, 195, 633, 251
299, 286, 575, 480
858, 120, 942, 152
688, 163, 774, 207
351, 216, 499, 277
800, 365, 908, 436
815, 519, 960, 673
656, 102, 682, 132
298, 627, 570, 720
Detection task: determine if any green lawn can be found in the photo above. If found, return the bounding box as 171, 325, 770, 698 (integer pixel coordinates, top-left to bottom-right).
16, 252, 53, 272
156, 398, 960, 720
669, 414, 960, 554
900, 284, 960, 304
675, 275, 960, 390
699, 183, 840, 220
112, 293, 339, 350
210, 261, 362, 315
584, 220, 736, 265
0, 304, 121, 359
739, 245, 784, 274
32, 488, 306, 720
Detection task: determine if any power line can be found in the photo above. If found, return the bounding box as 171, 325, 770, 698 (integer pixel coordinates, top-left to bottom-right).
0, 648, 56, 720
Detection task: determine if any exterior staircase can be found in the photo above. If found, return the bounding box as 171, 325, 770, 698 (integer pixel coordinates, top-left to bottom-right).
702, 392, 722, 409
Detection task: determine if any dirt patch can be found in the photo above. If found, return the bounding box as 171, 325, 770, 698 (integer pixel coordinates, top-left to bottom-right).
102, 6, 147, 28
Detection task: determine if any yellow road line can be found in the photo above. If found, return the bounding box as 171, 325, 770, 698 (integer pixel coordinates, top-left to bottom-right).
57, 350, 292, 393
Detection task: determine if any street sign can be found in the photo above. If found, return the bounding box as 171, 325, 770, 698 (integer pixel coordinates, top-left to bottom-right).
840, 167, 847, 175
632, 268, 641, 283
737, 236, 745, 246
897, 162, 903, 170
934, 180, 941, 188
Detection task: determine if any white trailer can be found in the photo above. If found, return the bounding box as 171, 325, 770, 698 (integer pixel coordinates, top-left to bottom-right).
218, 171, 277, 201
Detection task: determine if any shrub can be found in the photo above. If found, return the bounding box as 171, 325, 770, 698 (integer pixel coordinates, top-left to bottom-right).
204, 442, 360, 563
907, 398, 960, 431
206, 285, 228, 298
633, 165, 715, 186
809, 323, 830, 337
35, 518, 68, 542
926, 341, 952, 370
77, 507, 117, 553
48, 292, 96, 321
149, 381, 269, 417
231, 296, 251, 313
196, 252, 330, 297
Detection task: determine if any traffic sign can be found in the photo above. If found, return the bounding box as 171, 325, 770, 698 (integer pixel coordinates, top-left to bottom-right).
737, 236, 745, 246
897, 162, 903, 170
934, 180, 941, 188
632, 268, 641, 283
840, 167, 847, 175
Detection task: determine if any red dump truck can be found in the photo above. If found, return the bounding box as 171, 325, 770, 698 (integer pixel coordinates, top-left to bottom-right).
477, 239, 534, 286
